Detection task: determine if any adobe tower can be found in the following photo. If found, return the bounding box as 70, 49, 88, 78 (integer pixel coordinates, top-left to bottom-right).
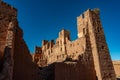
77, 9, 116, 80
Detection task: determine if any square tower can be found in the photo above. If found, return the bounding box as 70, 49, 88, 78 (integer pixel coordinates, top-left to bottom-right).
77, 9, 116, 80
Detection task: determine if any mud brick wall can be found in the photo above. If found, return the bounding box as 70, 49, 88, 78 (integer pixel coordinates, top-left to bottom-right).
55, 61, 96, 80
0, 1, 17, 72
13, 26, 39, 80
0, 1, 40, 80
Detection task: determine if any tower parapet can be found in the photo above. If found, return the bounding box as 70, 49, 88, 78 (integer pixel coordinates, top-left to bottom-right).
58, 29, 70, 45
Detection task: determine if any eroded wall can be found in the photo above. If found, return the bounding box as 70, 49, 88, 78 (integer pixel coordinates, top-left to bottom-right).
34, 29, 87, 65
0, 1, 40, 80
13, 27, 39, 80
0, 1, 16, 71
0, 2, 17, 79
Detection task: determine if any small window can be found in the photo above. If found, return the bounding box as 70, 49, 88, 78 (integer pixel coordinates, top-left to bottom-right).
60, 48, 62, 51
98, 29, 100, 32
36, 50, 38, 53
0, 17, 2, 20
101, 45, 104, 49
82, 14, 84, 18
48, 51, 50, 55
57, 56, 59, 59
83, 28, 86, 34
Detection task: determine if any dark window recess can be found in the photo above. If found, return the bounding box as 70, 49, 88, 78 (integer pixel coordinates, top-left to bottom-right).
83, 28, 86, 34
101, 45, 104, 49
82, 14, 85, 18
0, 17, 2, 20
48, 51, 50, 55
98, 28, 100, 32
61, 48, 62, 51
51, 49, 52, 53
57, 56, 59, 59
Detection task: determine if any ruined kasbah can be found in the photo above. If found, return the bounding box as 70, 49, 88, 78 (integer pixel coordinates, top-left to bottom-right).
0, 1, 120, 80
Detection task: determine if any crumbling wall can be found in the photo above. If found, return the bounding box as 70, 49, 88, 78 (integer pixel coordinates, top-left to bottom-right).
66, 37, 85, 60
13, 26, 39, 80
55, 27, 96, 80
0, 1, 16, 72
0, 1, 16, 79
0, 1, 40, 80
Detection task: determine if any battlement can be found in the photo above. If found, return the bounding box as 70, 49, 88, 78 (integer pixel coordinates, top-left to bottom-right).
42, 40, 48, 46
41, 40, 55, 53
59, 29, 70, 37
58, 29, 70, 45
49, 40, 54, 48
35, 46, 42, 54
77, 8, 100, 20
77, 8, 100, 38
41, 29, 70, 51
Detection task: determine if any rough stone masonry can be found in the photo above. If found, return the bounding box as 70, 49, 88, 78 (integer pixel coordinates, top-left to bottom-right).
0, 1, 117, 80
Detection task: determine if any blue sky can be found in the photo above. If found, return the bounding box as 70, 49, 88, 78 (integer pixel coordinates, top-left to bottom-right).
3, 0, 120, 60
